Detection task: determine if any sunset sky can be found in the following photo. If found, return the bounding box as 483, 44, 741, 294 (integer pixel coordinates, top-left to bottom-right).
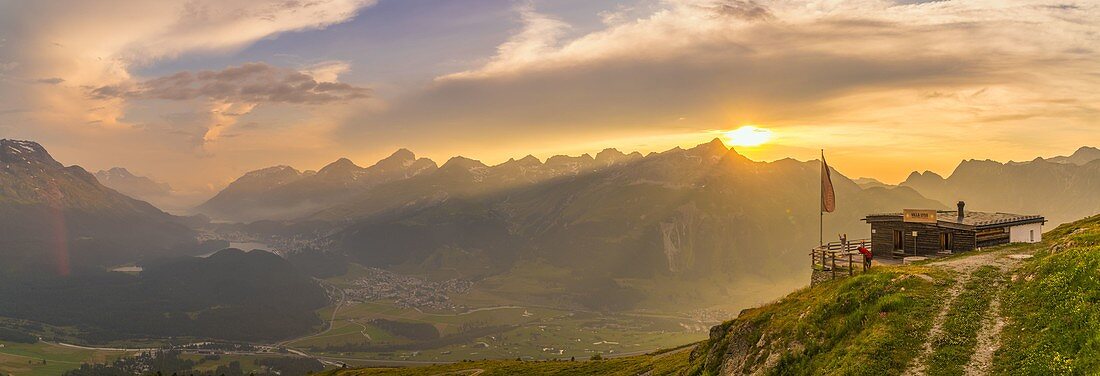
0, 0, 1096, 195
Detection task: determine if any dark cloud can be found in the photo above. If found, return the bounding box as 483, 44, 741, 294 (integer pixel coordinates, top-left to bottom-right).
339, 20, 989, 146
1041, 4, 1080, 11
34, 77, 64, 84
893, 0, 949, 5
708, 0, 773, 21
90, 62, 369, 104
0, 108, 30, 116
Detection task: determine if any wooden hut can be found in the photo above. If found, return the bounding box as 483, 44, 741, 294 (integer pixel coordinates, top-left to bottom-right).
863, 201, 1045, 259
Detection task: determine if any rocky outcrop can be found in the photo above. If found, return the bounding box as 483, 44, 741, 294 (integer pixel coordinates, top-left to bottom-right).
660, 203, 701, 273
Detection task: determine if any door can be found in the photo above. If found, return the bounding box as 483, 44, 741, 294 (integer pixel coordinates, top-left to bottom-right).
893, 230, 903, 252
940, 232, 953, 252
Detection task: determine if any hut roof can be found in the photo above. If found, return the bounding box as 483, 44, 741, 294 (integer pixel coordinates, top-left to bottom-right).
864, 211, 1045, 229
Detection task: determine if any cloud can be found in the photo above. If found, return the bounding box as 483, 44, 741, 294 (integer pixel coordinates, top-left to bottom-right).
0, 0, 377, 170
337, 0, 1098, 158
34, 77, 64, 85
2, 0, 1098, 191
91, 62, 369, 104
441, 3, 571, 80
86, 62, 369, 146
300, 60, 352, 83
0, 0, 375, 130
706, 0, 774, 21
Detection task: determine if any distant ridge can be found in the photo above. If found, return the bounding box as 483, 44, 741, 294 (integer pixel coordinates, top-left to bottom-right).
95, 167, 173, 199
1046, 146, 1100, 165
195, 149, 438, 222
0, 139, 197, 272
306, 139, 943, 295
901, 146, 1100, 226
196, 145, 653, 223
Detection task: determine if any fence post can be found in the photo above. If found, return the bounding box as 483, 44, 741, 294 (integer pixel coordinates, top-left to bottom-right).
848, 254, 853, 276
831, 254, 836, 279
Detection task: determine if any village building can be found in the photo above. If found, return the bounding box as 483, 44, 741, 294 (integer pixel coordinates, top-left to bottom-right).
863, 201, 1045, 258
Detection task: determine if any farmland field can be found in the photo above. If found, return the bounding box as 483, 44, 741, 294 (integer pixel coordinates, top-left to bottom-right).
282, 263, 722, 364
0, 341, 130, 376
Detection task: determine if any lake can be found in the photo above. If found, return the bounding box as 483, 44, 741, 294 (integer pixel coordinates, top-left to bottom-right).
197, 242, 277, 258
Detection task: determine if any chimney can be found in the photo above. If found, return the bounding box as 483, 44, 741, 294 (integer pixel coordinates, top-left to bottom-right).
957, 201, 965, 220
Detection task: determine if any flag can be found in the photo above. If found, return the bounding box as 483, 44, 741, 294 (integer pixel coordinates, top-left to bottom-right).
821, 152, 835, 213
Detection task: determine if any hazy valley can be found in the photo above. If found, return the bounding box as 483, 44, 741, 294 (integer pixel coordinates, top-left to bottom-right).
3, 1, 1097, 374
5, 136, 1100, 375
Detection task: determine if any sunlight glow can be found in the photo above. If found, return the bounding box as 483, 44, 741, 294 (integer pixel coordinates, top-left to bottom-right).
724, 126, 773, 147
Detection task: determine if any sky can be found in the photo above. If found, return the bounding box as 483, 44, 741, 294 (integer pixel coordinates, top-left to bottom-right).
0, 0, 1097, 198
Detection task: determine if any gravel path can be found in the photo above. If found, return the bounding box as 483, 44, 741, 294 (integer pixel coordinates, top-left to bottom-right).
902, 268, 970, 376
962, 252, 1027, 375
903, 250, 1023, 376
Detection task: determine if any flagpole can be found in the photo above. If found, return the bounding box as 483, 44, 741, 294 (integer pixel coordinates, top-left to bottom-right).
820, 149, 824, 246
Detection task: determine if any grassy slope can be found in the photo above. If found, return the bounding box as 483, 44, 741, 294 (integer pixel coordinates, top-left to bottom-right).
685, 266, 949, 376
995, 215, 1100, 375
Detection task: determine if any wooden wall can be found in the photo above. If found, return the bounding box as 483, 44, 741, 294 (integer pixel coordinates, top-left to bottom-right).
868, 220, 979, 258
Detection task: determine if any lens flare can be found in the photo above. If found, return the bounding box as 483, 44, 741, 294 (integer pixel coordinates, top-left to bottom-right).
723, 126, 773, 147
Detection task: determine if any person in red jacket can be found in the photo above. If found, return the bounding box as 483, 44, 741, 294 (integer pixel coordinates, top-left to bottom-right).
857, 241, 872, 270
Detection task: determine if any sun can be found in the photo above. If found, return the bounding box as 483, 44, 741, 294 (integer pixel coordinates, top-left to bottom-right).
724, 126, 773, 147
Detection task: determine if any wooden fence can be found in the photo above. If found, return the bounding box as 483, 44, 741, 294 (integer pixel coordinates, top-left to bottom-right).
810, 239, 872, 280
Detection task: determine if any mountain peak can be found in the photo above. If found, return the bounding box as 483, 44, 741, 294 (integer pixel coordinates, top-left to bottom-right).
386, 148, 416, 161
1048, 146, 1100, 165
517, 155, 541, 165
372, 149, 419, 170
902, 170, 945, 188
1073, 146, 1100, 154
97, 167, 135, 178
688, 138, 728, 155
242, 165, 301, 180
1, 139, 60, 167
546, 153, 594, 165
595, 148, 642, 166
319, 157, 362, 175
595, 148, 624, 160
441, 156, 487, 170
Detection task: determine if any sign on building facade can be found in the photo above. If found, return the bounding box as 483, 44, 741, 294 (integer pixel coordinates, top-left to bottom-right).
903, 209, 938, 224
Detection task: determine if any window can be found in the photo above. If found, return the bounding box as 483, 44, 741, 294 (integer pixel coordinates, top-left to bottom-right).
1030, 229, 1035, 242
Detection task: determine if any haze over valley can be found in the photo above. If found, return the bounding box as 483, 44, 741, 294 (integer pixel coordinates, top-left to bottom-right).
4, 134, 1100, 374
1, 0, 1097, 374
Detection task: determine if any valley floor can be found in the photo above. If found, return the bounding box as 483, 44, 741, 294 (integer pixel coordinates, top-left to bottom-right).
7, 216, 1100, 375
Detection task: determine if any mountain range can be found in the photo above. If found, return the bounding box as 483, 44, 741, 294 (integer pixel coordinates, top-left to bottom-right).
5, 137, 1100, 349
0, 140, 329, 343
901, 146, 1100, 226
199, 140, 943, 310
329, 140, 940, 281
195, 149, 438, 222
94, 167, 173, 201
0, 139, 199, 274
